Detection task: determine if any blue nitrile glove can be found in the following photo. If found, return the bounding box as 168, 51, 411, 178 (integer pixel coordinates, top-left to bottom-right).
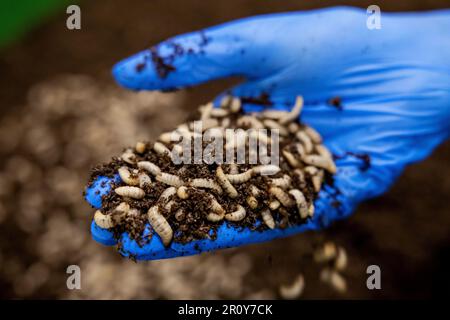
85, 7, 450, 260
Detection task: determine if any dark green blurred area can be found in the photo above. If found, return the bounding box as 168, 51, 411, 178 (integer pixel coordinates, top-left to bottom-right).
0, 0, 74, 48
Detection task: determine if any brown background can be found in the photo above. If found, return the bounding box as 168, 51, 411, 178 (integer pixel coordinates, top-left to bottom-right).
0, 0, 449, 299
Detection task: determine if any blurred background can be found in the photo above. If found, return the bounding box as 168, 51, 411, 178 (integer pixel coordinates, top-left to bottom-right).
0, 0, 449, 299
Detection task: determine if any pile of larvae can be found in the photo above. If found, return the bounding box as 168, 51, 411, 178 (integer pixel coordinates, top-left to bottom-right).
88, 96, 336, 247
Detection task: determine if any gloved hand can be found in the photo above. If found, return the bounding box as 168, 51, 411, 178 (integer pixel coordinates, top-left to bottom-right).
85, 7, 450, 260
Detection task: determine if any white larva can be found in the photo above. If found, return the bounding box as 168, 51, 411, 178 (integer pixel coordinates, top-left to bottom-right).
115, 186, 145, 199
260, 110, 287, 120
176, 186, 189, 199
210, 108, 229, 117
164, 200, 176, 212
237, 116, 264, 129
269, 200, 281, 210
320, 268, 347, 293
94, 202, 129, 229
279, 274, 305, 299
121, 149, 136, 165
230, 97, 241, 113
229, 163, 239, 175
94, 210, 115, 229
135, 141, 146, 154
303, 154, 336, 174
334, 246, 348, 271
293, 169, 306, 185
200, 102, 213, 120
314, 242, 337, 263
147, 206, 173, 246
118, 166, 139, 186
303, 126, 323, 144
226, 169, 254, 184
207, 196, 225, 222
189, 178, 223, 194
279, 96, 304, 124
270, 174, 292, 189
246, 196, 258, 209
216, 166, 238, 198
252, 165, 281, 176
158, 131, 174, 144
304, 166, 318, 176
225, 205, 246, 222
263, 119, 289, 136
159, 187, 177, 201
269, 187, 295, 207
288, 189, 309, 219
153, 142, 170, 155
261, 209, 275, 229
156, 173, 184, 187
138, 172, 152, 188
282, 150, 300, 168
137, 161, 161, 176
296, 131, 313, 153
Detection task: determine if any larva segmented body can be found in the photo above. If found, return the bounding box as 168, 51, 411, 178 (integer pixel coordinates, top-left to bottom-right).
279, 274, 305, 300
138, 172, 152, 188
236, 116, 264, 129
153, 142, 170, 155
308, 203, 315, 217
303, 155, 336, 174
288, 189, 309, 219
135, 141, 146, 154
225, 205, 246, 222
121, 149, 136, 164
174, 209, 185, 221
312, 170, 324, 193
263, 119, 289, 136
269, 187, 295, 207
147, 206, 173, 246
279, 96, 304, 124
115, 186, 145, 199
295, 143, 305, 157
246, 196, 258, 209
94, 210, 115, 229
189, 178, 223, 194
282, 150, 300, 168
252, 165, 281, 176
260, 110, 287, 120
303, 126, 322, 144
229, 163, 239, 175
210, 108, 229, 117
164, 200, 176, 212
270, 175, 292, 189
226, 169, 254, 184
216, 166, 238, 198
261, 209, 275, 229
156, 173, 184, 187
137, 161, 161, 176
296, 131, 313, 153
159, 187, 177, 201
118, 166, 139, 186
176, 186, 189, 199
207, 198, 225, 222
